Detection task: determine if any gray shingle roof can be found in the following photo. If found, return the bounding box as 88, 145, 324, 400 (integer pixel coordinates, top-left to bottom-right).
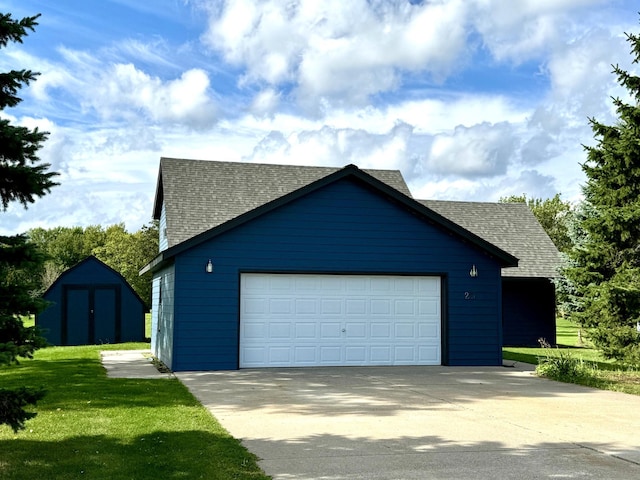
419, 200, 561, 278
152, 157, 558, 279
155, 158, 412, 248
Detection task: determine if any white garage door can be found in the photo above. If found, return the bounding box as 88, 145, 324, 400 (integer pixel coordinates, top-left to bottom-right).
240, 273, 441, 368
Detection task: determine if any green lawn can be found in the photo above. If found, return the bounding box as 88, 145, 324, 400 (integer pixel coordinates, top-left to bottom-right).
0, 344, 269, 480
503, 317, 640, 395
503, 317, 613, 367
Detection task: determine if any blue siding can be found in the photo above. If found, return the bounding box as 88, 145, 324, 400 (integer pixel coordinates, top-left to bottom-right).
152, 264, 175, 369
36, 257, 145, 345
167, 178, 504, 371
159, 202, 168, 251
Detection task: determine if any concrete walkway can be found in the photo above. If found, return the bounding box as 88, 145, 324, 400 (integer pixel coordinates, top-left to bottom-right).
100, 350, 174, 379
176, 364, 640, 480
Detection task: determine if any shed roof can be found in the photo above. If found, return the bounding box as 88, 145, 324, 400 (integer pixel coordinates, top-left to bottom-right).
43, 255, 147, 307
154, 157, 412, 248
419, 200, 561, 278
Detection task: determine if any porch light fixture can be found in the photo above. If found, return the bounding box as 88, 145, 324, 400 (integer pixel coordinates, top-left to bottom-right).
206, 259, 213, 273
469, 264, 478, 278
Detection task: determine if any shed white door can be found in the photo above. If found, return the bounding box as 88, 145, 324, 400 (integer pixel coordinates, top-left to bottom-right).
239, 273, 441, 368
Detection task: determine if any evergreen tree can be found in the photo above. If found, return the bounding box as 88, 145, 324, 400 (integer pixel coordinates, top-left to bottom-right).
0, 12, 58, 431
564, 26, 640, 364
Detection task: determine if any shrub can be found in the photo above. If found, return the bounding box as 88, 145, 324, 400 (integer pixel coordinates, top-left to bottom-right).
535, 338, 593, 381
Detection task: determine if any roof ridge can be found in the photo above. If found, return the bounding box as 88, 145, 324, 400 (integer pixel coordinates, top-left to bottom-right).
160, 157, 405, 175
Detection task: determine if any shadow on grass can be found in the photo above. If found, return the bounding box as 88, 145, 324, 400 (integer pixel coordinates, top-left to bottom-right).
0, 430, 267, 480
0, 353, 199, 412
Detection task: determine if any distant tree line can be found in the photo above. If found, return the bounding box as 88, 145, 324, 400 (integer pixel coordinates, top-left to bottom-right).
27, 222, 159, 309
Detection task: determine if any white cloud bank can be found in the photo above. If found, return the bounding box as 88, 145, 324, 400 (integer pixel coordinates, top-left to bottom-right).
1, 0, 638, 234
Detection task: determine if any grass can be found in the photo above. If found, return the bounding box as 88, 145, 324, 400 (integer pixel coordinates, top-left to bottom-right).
0, 344, 270, 480
503, 317, 640, 395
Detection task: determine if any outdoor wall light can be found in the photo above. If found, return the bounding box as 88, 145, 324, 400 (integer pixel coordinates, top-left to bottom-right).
469, 264, 478, 278
206, 259, 213, 273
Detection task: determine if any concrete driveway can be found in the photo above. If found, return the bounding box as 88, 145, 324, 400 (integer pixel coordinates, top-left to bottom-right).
176, 364, 640, 480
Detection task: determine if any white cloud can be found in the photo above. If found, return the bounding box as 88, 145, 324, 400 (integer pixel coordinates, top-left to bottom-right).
199, 0, 618, 110
546, 27, 633, 121
250, 88, 281, 117
470, 0, 605, 61
427, 122, 517, 177
12, 46, 219, 128
201, 0, 472, 107
3, 0, 637, 237
87, 64, 217, 126
243, 121, 416, 172
410, 168, 558, 203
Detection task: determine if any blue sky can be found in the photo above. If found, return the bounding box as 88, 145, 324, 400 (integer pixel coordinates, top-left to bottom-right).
1, 0, 638, 234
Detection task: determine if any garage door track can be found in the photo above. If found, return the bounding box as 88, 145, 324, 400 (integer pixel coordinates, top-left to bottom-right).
176, 364, 640, 480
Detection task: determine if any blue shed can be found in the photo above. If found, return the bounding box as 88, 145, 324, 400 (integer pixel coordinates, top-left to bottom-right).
37, 256, 146, 345
143, 159, 521, 371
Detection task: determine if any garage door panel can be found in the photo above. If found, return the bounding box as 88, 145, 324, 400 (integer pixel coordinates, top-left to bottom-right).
270, 298, 292, 314
243, 322, 267, 338
269, 347, 291, 364
419, 299, 439, 315
243, 347, 265, 365
321, 323, 342, 338
395, 323, 415, 338
345, 298, 366, 314
320, 346, 341, 363
295, 323, 316, 338
419, 346, 439, 362
321, 299, 342, 314
394, 346, 416, 362
345, 346, 366, 362
419, 323, 439, 338
371, 299, 391, 315
393, 277, 415, 293
394, 299, 415, 315
419, 277, 440, 293
240, 274, 441, 368
295, 299, 317, 314
345, 322, 366, 338
294, 346, 316, 364
269, 323, 291, 339
371, 323, 391, 338
271, 276, 294, 291
370, 346, 391, 362
345, 277, 367, 292
244, 298, 268, 314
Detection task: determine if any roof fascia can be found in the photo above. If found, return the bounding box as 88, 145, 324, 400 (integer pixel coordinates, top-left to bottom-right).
151, 161, 165, 220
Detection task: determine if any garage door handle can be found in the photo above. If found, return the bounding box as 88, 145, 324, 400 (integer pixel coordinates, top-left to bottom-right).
342, 328, 346, 332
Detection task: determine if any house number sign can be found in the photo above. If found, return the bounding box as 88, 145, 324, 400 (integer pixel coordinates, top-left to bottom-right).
464, 291, 476, 300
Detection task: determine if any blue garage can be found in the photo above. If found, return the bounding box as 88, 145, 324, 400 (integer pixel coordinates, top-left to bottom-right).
37, 256, 146, 345
143, 159, 522, 371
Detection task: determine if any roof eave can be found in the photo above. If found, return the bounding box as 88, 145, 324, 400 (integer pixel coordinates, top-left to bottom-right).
139, 252, 172, 275
151, 161, 165, 220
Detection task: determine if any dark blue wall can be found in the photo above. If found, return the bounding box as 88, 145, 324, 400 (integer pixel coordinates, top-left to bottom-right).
502, 278, 556, 347
167, 177, 505, 371
37, 257, 145, 345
